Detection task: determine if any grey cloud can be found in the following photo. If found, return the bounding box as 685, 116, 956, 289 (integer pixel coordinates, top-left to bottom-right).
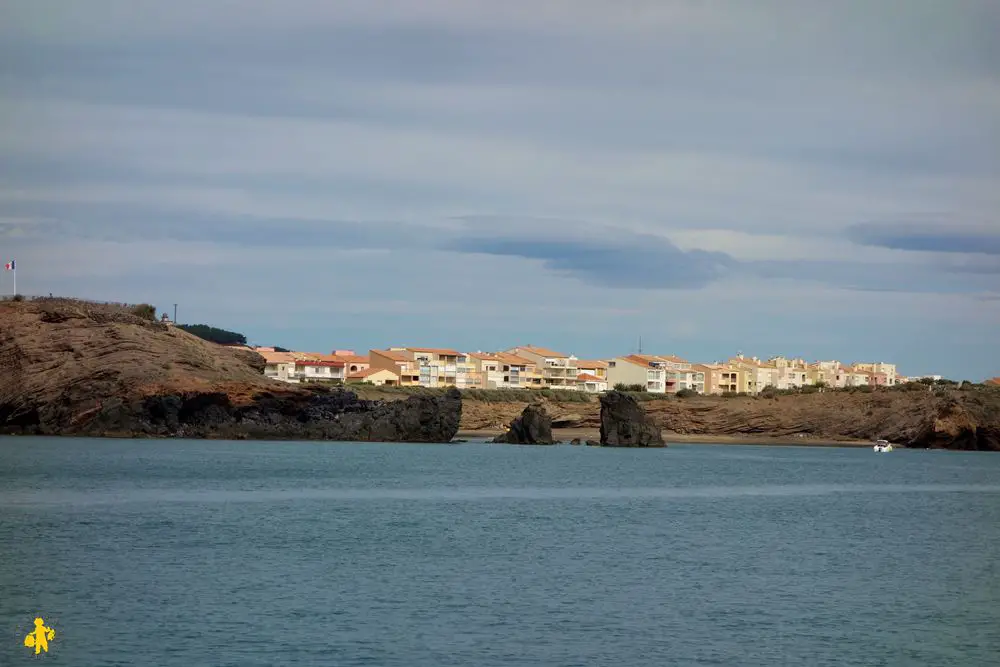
448, 233, 735, 289
847, 222, 1000, 256
747, 258, 1000, 295
0, 200, 435, 250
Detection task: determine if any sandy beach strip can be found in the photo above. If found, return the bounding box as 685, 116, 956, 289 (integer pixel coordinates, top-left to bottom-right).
456, 428, 870, 447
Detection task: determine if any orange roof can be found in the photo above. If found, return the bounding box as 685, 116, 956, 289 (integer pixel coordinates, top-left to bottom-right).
469, 352, 499, 361
985, 377, 1000, 385
621, 354, 665, 367
348, 367, 398, 379
335, 354, 369, 364
495, 352, 535, 366
371, 349, 410, 362
575, 359, 609, 369
657, 354, 690, 364
297, 352, 344, 363
511, 345, 567, 358
577, 372, 604, 382
260, 351, 297, 364
406, 347, 460, 355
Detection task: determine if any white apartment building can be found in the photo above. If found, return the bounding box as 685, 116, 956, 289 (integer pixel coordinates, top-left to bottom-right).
505, 346, 580, 390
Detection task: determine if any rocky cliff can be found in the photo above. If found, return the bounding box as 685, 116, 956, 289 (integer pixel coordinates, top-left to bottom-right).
459, 387, 1000, 451
0, 299, 461, 441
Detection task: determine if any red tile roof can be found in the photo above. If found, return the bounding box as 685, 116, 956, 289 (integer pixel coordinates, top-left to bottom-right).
575, 359, 609, 369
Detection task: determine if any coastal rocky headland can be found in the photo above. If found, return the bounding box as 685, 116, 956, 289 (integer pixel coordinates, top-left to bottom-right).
2, 298, 998, 450
0, 299, 461, 441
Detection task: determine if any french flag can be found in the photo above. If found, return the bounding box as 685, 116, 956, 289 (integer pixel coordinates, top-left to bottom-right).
3, 260, 13, 271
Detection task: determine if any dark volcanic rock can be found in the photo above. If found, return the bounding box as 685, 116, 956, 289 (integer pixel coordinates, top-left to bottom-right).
492, 404, 554, 444
12, 386, 463, 442
599, 391, 665, 447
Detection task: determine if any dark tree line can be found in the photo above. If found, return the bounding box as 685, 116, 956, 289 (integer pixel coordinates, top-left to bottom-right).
177, 324, 247, 346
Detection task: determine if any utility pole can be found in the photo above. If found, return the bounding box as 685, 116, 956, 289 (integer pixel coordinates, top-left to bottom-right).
638, 335, 643, 355
173, 303, 178, 324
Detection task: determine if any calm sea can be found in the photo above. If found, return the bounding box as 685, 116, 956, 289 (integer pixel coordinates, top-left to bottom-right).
1, 438, 999, 666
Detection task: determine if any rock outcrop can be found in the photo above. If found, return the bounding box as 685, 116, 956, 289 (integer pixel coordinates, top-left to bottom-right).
458, 386, 1000, 451
0, 298, 461, 441
599, 391, 665, 447
79, 386, 463, 441
492, 404, 554, 444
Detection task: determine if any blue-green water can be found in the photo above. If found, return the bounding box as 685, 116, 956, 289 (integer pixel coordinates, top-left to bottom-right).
1, 438, 999, 666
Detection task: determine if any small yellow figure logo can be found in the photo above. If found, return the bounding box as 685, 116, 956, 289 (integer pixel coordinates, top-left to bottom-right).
23, 617, 56, 655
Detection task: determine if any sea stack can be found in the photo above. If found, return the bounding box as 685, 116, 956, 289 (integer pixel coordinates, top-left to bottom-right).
599, 391, 665, 447
492, 404, 555, 444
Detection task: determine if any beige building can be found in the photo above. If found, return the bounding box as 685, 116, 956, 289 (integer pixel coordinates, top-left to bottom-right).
347, 367, 399, 386
469, 352, 504, 389
575, 360, 609, 381
852, 362, 898, 385
505, 346, 580, 390
261, 351, 299, 383
371, 347, 481, 388
808, 361, 843, 387
336, 354, 370, 376
607, 355, 669, 393
696, 363, 747, 394
768, 356, 811, 389
676, 368, 706, 393
369, 349, 422, 386
728, 355, 780, 394
496, 352, 542, 389
260, 351, 347, 384
577, 373, 608, 393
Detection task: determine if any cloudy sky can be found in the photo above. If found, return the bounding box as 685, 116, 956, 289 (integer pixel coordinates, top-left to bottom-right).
1, 1, 998, 379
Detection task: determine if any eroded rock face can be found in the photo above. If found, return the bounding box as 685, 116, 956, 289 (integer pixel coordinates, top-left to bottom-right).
599, 391, 665, 447
910, 400, 999, 451
492, 404, 554, 444
78, 387, 464, 442
0, 299, 463, 442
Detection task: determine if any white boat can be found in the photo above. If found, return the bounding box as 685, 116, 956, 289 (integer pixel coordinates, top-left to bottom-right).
873, 439, 894, 453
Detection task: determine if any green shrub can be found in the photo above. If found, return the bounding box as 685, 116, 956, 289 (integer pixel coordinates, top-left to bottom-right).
130, 303, 156, 321
675, 388, 699, 398
614, 383, 646, 392
11, 294, 24, 302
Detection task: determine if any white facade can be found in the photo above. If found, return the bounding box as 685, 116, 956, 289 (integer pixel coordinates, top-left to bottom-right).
505, 347, 580, 390
294, 362, 347, 383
